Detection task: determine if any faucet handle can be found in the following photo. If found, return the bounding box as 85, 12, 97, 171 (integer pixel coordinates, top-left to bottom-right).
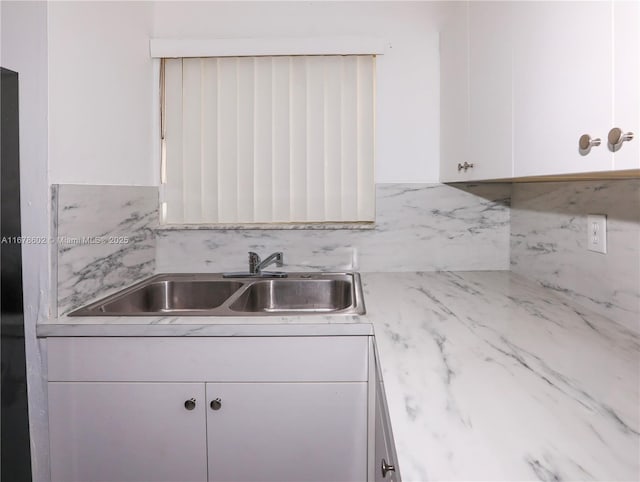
248, 252, 261, 274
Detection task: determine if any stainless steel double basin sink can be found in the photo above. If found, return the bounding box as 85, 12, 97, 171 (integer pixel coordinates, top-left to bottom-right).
68, 273, 365, 317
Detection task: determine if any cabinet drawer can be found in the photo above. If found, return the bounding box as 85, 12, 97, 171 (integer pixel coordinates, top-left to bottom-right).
47, 336, 369, 382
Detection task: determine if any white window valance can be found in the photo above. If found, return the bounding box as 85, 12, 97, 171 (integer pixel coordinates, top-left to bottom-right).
150, 37, 388, 58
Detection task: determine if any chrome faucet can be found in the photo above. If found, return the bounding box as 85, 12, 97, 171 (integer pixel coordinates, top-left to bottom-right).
223, 251, 288, 278
249, 251, 284, 275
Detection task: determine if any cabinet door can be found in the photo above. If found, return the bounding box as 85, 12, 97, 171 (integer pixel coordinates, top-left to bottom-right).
440, 1, 513, 182
374, 382, 398, 482
206, 382, 367, 482
440, 1, 470, 182
613, 0, 640, 170
49, 382, 207, 482
468, 1, 513, 181
513, 1, 613, 176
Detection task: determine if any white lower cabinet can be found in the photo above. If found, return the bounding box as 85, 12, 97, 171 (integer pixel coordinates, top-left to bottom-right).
374, 386, 394, 482
47, 337, 370, 482
48, 382, 208, 482
206, 382, 367, 482
372, 346, 399, 482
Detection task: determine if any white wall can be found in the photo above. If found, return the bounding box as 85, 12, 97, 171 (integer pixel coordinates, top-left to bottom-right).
48, 1, 444, 185
48, 1, 156, 185
0, 2, 51, 480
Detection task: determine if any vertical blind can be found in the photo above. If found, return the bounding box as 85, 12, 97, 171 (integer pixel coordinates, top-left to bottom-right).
161, 55, 375, 224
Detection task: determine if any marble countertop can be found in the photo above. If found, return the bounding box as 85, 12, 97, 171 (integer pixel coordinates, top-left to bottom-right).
37, 314, 371, 337
365, 272, 639, 482
37, 306, 371, 336
37, 271, 639, 481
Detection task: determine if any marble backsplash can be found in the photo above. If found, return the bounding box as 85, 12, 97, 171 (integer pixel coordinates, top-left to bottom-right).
52, 180, 640, 332
54, 185, 158, 316
155, 183, 512, 273
53, 183, 510, 317
511, 179, 640, 333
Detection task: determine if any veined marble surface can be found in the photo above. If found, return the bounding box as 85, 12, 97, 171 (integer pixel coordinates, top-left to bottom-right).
39, 271, 639, 481
38, 311, 366, 333
156, 183, 511, 273
157, 222, 375, 230
511, 180, 640, 333
55, 185, 158, 316
367, 272, 639, 482
36, 322, 371, 337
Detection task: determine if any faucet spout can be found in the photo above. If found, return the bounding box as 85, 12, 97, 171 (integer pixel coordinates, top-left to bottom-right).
224, 251, 287, 278
255, 252, 284, 273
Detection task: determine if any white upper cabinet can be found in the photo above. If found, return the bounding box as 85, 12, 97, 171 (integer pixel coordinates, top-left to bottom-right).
512, 1, 613, 177
440, 1, 470, 182
612, 0, 640, 170
468, 1, 513, 180
440, 1, 513, 182
440, 1, 638, 181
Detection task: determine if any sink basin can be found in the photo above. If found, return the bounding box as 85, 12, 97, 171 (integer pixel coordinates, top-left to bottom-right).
229, 278, 355, 313
92, 280, 244, 314
68, 275, 245, 315
68, 273, 365, 316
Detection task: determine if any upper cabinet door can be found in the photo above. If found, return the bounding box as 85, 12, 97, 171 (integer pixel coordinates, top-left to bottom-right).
440, 1, 514, 182
440, 1, 470, 182
612, 0, 640, 170
513, 1, 614, 177
468, 1, 513, 180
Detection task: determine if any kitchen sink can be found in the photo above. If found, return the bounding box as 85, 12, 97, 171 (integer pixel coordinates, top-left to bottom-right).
68, 273, 365, 316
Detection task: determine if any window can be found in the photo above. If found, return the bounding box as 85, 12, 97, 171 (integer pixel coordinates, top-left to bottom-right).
160, 55, 375, 225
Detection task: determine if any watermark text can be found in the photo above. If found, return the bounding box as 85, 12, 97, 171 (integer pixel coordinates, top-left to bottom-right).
1, 236, 130, 245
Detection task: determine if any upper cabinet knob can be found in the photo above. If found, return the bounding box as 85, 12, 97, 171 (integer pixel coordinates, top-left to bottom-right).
578, 134, 601, 155
608, 127, 635, 152
457, 161, 474, 172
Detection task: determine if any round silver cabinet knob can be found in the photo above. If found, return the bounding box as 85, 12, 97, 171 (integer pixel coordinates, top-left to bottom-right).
184, 398, 197, 410
210, 398, 222, 410
608, 127, 635, 152
381, 459, 396, 478
579, 134, 601, 155
457, 161, 474, 172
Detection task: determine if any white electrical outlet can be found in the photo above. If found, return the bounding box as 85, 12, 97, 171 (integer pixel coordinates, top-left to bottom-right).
587, 214, 607, 254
